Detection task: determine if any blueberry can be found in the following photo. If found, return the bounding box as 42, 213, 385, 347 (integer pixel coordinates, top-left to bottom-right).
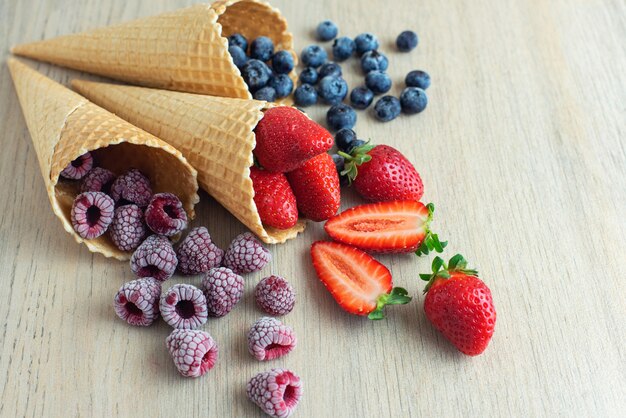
360, 50, 388, 74
354, 33, 379, 56
268, 74, 294, 98
228, 33, 248, 52
316, 20, 338, 42
241, 59, 272, 92
228, 45, 248, 68
374, 96, 401, 122
334, 129, 356, 153
299, 67, 319, 85
271, 50, 294, 74
396, 30, 418, 52
365, 71, 392, 95
318, 62, 342, 79
317, 76, 348, 105
253, 86, 277, 102
405, 70, 431, 89
294, 84, 318, 107
350, 86, 374, 109
349, 139, 366, 153
332, 37, 356, 61
250, 36, 274, 61
400, 87, 428, 114
301, 45, 328, 68
327, 104, 357, 131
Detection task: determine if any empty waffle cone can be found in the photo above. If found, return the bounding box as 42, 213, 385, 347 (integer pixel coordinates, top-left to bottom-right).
11, 1, 296, 102
8, 59, 199, 260
72, 79, 306, 244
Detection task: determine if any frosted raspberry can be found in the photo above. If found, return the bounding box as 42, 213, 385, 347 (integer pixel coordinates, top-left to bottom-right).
110, 169, 152, 207
113, 277, 161, 326
247, 369, 303, 418
223, 232, 271, 274
109, 205, 147, 252
145, 193, 188, 236
177, 227, 224, 275
255, 276, 296, 316
166, 329, 218, 378
130, 235, 177, 281
160, 284, 208, 329
201, 267, 244, 317
80, 167, 116, 194
247, 317, 297, 361
70, 191, 115, 239
60, 152, 93, 180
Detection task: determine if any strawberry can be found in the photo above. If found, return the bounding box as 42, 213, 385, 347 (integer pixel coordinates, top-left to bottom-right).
310, 241, 411, 319
340, 144, 423, 202
250, 167, 298, 229
254, 106, 334, 173
286, 153, 340, 222
324, 200, 446, 254
420, 254, 496, 356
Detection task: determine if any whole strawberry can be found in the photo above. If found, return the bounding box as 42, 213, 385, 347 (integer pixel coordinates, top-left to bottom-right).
249, 166, 298, 229
421, 254, 496, 356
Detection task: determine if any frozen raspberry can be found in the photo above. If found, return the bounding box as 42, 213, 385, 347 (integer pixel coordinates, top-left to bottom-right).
110, 169, 152, 207
109, 205, 147, 252
177, 227, 224, 275
223, 232, 271, 274
201, 267, 244, 317
70, 191, 115, 239
145, 193, 188, 236
255, 276, 296, 316
60, 152, 93, 180
247, 317, 297, 361
247, 369, 303, 418
160, 284, 208, 329
166, 329, 218, 378
130, 235, 177, 281
113, 277, 161, 326
80, 167, 116, 194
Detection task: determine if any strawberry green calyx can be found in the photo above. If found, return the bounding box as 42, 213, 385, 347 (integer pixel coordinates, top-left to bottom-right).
338, 142, 376, 184
415, 203, 447, 256
368, 287, 412, 320
419, 254, 479, 293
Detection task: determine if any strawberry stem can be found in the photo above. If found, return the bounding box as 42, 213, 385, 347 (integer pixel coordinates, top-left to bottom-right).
339, 142, 376, 185
415, 203, 448, 256
368, 287, 412, 320
419, 254, 479, 293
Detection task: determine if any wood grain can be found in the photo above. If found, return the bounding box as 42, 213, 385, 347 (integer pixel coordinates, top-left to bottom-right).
1, 0, 625, 417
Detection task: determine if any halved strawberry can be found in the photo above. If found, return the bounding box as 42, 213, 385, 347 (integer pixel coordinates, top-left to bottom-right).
310, 241, 411, 319
324, 201, 446, 255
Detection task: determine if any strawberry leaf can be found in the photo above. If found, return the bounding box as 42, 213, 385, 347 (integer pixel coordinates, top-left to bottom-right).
338, 142, 375, 184
421, 254, 479, 293
415, 203, 447, 257
368, 287, 412, 320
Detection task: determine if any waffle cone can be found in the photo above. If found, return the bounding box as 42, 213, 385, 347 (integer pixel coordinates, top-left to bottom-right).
11, 1, 296, 102
72, 79, 306, 244
8, 59, 199, 260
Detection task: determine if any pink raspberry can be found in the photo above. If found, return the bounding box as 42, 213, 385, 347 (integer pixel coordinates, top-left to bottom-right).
166, 329, 218, 378
109, 205, 147, 252
80, 167, 116, 194
130, 235, 177, 281
145, 193, 188, 236
113, 277, 161, 326
255, 276, 296, 316
60, 152, 93, 180
177, 227, 224, 275
223, 232, 271, 274
160, 284, 208, 329
201, 267, 244, 317
247, 317, 297, 361
247, 369, 303, 418
110, 169, 152, 207
70, 191, 115, 239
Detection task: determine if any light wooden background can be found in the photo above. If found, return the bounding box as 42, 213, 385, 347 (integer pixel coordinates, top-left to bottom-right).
1, 0, 625, 417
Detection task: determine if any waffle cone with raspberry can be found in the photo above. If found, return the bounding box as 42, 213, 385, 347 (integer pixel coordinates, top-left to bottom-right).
8, 58, 199, 260
72, 79, 306, 244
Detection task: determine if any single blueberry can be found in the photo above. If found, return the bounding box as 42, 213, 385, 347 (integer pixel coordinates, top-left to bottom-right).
318, 62, 342, 78
335, 128, 357, 153
360, 50, 388, 74
228, 45, 248, 68
400, 87, 428, 114
299, 67, 319, 85
332, 37, 356, 61
241, 59, 272, 92
316, 20, 338, 42
253, 86, 277, 102
365, 71, 392, 95
294, 84, 318, 107
301, 45, 328, 68
350, 86, 374, 109
354, 33, 379, 56
396, 30, 418, 52
250, 36, 274, 61
405, 70, 431, 89
327, 103, 357, 131
269, 74, 294, 98
348, 139, 366, 153
374, 96, 401, 122
272, 50, 295, 74
228, 33, 248, 52
317, 75, 348, 105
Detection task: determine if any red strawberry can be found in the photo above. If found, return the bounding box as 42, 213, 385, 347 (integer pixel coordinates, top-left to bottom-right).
310, 241, 411, 319
421, 255, 496, 356
250, 167, 298, 229
341, 144, 423, 202
324, 200, 446, 254
286, 153, 340, 222
254, 107, 334, 172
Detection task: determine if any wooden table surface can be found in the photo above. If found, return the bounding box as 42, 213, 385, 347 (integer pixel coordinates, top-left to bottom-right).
1, 0, 625, 417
